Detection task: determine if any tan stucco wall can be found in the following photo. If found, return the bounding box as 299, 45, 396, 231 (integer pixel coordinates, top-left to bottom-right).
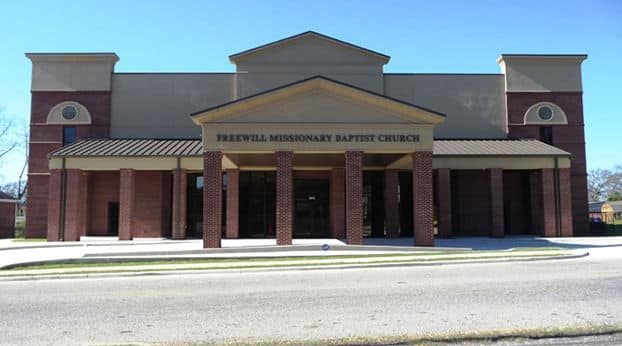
110, 74, 235, 138
235, 35, 385, 96
27, 55, 118, 91
383, 74, 507, 139
498, 57, 585, 92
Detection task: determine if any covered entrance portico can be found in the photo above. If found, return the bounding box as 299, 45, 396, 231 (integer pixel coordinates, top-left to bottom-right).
192, 76, 445, 248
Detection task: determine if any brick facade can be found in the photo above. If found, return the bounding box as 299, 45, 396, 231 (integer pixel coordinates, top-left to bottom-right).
225, 169, 239, 239
172, 168, 188, 240
559, 168, 574, 237
412, 152, 434, 246
436, 168, 453, 238
345, 151, 363, 245
329, 168, 345, 239
0, 202, 16, 238
506, 92, 587, 235
63, 169, 88, 241
118, 169, 135, 240
275, 151, 294, 245
488, 168, 505, 238
26, 91, 112, 238
47, 169, 62, 241
203, 151, 223, 248
384, 169, 399, 238
87, 172, 120, 236
540, 168, 557, 237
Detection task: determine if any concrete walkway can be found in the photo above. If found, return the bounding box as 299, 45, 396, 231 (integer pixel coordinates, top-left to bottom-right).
1, 236, 620, 273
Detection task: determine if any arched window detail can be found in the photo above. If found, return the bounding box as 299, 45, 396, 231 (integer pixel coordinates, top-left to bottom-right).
46, 101, 92, 125
523, 102, 568, 125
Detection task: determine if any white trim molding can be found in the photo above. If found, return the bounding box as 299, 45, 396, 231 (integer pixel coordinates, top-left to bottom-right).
46, 101, 92, 125
523, 102, 568, 125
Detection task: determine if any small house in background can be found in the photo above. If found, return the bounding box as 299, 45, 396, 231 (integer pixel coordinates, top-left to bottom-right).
0, 191, 18, 238
601, 201, 622, 223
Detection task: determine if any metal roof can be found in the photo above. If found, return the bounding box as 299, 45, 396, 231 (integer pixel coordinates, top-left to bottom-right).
50, 138, 570, 158
433, 139, 571, 157
48, 138, 203, 158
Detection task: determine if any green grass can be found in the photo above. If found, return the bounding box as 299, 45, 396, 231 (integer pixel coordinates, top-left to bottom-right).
13, 220, 25, 238
11, 238, 46, 243
1, 251, 571, 275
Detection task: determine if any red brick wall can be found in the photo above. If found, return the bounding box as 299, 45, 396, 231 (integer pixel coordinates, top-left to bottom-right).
0, 202, 16, 238
47, 169, 62, 241
225, 169, 239, 239
503, 171, 531, 235
119, 169, 135, 240
88, 172, 120, 236
451, 170, 490, 236
26, 91, 111, 238
133, 171, 172, 238
507, 92, 587, 235
203, 152, 223, 248
63, 169, 87, 241
275, 151, 294, 245
345, 151, 363, 245
172, 168, 188, 240
412, 152, 434, 246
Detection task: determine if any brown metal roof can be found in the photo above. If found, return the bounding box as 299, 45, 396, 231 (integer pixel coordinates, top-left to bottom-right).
48, 138, 203, 158
49, 138, 569, 158
433, 139, 570, 157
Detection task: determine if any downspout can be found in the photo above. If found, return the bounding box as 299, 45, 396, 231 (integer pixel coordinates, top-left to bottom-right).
59, 158, 67, 241
175, 157, 181, 240
553, 157, 562, 237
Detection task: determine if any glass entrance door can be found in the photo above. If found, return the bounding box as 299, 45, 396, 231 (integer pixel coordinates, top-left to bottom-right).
294, 178, 329, 238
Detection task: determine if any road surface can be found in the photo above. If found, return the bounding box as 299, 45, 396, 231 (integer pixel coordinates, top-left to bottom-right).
0, 247, 621, 345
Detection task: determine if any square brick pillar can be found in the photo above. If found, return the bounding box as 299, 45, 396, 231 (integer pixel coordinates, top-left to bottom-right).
275, 151, 294, 245
203, 151, 223, 248
488, 168, 505, 238
172, 168, 187, 240
225, 168, 240, 239
436, 168, 453, 238
384, 169, 399, 238
412, 151, 434, 246
47, 169, 62, 242
330, 168, 345, 239
345, 151, 363, 245
64, 169, 88, 241
541, 168, 557, 237
119, 169, 135, 241
559, 168, 574, 237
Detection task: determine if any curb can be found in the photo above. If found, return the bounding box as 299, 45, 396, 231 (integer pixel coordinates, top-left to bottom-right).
0, 251, 589, 282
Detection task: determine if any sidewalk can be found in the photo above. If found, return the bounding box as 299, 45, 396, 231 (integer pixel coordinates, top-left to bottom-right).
2, 236, 617, 280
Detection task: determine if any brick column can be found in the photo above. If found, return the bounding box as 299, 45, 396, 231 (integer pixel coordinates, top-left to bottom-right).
172, 168, 187, 240
559, 168, 574, 237
203, 151, 223, 248
345, 151, 363, 245
225, 169, 239, 239
384, 169, 399, 238
330, 168, 345, 239
436, 168, 453, 238
412, 152, 434, 246
275, 151, 294, 245
541, 168, 557, 237
488, 168, 505, 238
47, 169, 62, 242
119, 169, 135, 240
64, 169, 88, 241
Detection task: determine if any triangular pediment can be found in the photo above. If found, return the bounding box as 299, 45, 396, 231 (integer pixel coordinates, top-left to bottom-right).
191, 77, 445, 125
229, 31, 390, 65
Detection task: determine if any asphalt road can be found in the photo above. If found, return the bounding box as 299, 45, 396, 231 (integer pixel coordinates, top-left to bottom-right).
0, 250, 621, 345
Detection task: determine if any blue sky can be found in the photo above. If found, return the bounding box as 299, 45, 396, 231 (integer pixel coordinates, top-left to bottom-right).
0, 0, 620, 184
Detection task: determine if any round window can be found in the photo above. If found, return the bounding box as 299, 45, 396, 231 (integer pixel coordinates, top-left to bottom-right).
537, 106, 553, 121
61, 105, 78, 120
